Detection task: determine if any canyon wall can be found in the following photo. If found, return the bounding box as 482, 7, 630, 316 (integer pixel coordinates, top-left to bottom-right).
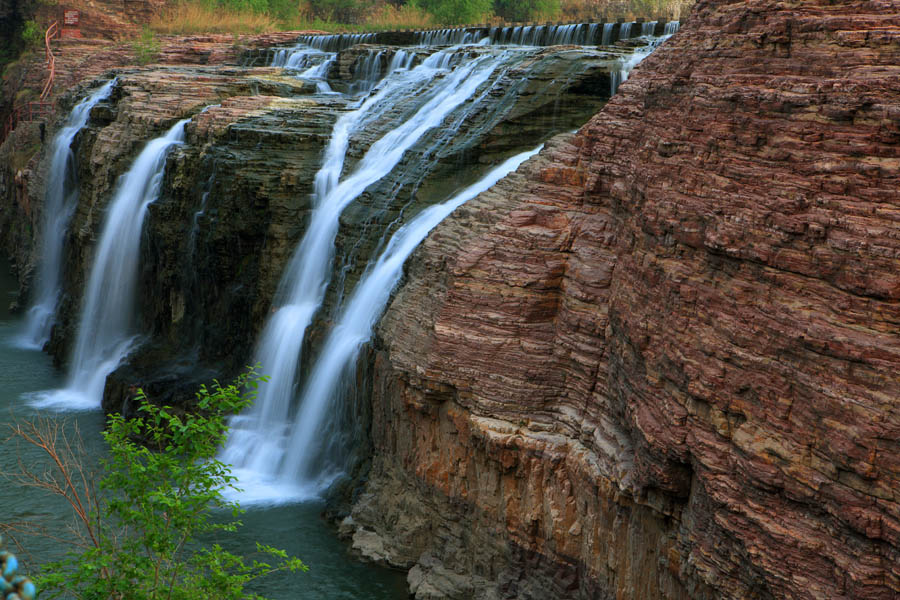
346, 1, 900, 598
1, 1, 898, 598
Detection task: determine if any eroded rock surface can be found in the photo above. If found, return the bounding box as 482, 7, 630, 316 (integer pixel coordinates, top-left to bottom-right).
347, 1, 900, 598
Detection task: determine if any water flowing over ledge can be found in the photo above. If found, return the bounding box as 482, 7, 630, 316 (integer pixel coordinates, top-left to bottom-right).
32, 118, 189, 411
19, 19, 679, 501
16, 79, 117, 350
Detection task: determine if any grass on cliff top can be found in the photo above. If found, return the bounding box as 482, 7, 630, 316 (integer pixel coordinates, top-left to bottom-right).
149, 0, 693, 36
151, 3, 279, 34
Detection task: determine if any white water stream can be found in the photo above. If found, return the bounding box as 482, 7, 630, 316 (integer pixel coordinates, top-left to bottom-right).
278, 145, 543, 490
223, 27, 677, 503
17, 79, 117, 349
32, 119, 189, 410
24, 25, 675, 500
222, 48, 505, 501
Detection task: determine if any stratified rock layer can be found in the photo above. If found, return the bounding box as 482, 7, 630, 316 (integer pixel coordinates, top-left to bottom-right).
349, 1, 900, 598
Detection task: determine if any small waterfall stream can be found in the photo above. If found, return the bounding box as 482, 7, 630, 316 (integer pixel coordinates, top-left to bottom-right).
27, 21, 676, 492
221, 27, 678, 503
33, 119, 189, 410
221, 48, 506, 501
18, 79, 117, 349
278, 145, 542, 489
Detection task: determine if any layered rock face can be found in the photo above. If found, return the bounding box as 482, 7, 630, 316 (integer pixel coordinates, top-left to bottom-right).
348, 1, 900, 598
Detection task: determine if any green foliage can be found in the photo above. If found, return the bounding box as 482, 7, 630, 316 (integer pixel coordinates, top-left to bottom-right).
266, 0, 301, 21
131, 26, 162, 65
493, 0, 560, 21
309, 0, 378, 23
416, 0, 493, 24
218, 0, 269, 15
37, 369, 307, 600
20, 20, 43, 48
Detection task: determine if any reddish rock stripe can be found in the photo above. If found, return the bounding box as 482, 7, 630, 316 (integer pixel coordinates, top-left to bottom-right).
354, 1, 900, 598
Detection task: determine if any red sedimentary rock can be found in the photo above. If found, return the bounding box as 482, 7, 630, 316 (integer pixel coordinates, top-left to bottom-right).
353, 1, 900, 598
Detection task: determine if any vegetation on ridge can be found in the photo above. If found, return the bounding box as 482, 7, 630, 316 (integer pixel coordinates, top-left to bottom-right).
150, 0, 693, 34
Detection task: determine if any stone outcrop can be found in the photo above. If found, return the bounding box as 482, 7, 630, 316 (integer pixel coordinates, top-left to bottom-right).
0, 31, 312, 290
344, 1, 900, 599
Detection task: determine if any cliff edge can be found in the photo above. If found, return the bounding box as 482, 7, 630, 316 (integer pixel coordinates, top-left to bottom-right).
349, 1, 900, 598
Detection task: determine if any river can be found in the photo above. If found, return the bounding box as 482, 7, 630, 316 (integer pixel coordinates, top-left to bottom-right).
0, 260, 407, 598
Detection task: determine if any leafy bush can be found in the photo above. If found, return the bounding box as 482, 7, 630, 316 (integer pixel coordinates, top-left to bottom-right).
493, 0, 560, 21
11, 369, 306, 600
20, 20, 43, 48
416, 0, 493, 24
131, 26, 161, 65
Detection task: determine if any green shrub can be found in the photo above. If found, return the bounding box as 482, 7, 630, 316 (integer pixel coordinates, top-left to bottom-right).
20, 20, 43, 48
493, 0, 560, 21
417, 0, 493, 24
13, 369, 307, 600
131, 26, 161, 65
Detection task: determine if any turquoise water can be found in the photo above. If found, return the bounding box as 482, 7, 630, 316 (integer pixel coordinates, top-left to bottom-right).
0, 262, 408, 599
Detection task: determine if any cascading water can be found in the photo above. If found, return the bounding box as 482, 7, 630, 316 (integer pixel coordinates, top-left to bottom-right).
416, 28, 479, 46
601, 23, 615, 46
32, 119, 189, 411
222, 49, 506, 501
223, 25, 677, 503
293, 33, 376, 53
348, 50, 384, 95
277, 145, 543, 490
664, 21, 681, 36
273, 21, 679, 57
610, 25, 678, 96
17, 79, 117, 350
610, 47, 655, 95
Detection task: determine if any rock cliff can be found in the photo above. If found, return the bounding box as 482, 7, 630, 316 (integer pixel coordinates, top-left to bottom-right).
345, 1, 900, 598
1, 1, 898, 598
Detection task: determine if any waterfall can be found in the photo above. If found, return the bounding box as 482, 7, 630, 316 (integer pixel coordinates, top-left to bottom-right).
275, 22, 675, 55
301, 54, 338, 93
292, 33, 376, 53
387, 49, 415, 72
17, 79, 117, 349
601, 23, 615, 46
279, 144, 543, 491
548, 24, 580, 45
348, 50, 384, 95
221, 50, 505, 501
31, 119, 189, 411
415, 28, 478, 46
610, 45, 655, 96
224, 141, 542, 503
